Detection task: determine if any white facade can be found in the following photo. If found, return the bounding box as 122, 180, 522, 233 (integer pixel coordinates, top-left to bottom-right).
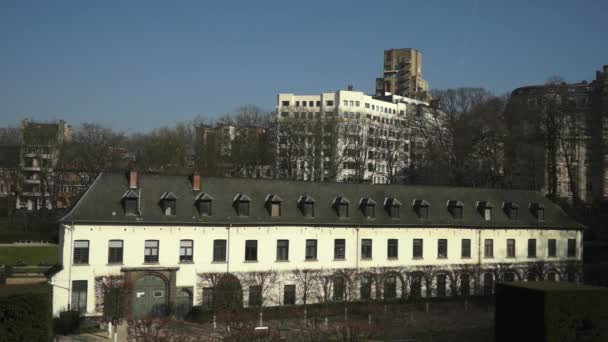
50, 223, 582, 316
276, 90, 431, 184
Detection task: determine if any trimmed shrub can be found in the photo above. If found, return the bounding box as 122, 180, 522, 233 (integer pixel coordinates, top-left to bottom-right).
53, 310, 81, 335
0, 283, 53, 341
496, 281, 608, 342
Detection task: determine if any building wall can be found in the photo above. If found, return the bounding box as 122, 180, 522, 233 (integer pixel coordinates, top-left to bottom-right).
276, 90, 431, 184
50, 223, 582, 316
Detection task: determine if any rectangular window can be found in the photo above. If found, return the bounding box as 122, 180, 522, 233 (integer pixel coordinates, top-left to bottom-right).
180, 240, 193, 262
326, 100, 334, 106
334, 239, 346, 260
305, 239, 317, 260
213, 240, 227, 262
281, 101, 289, 106
71, 280, 88, 313
484, 239, 494, 258
461, 239, 471, 258
271, 203, 281, 217
333, 277, 345, 301
413, 239, 423, 259
507, 239, 516, 258
202, 287, 214, 309
361, 239, 372, 259
360, 276, 372, 300
528, 239, 537, 258
108, 240, 123, 264
198, 200, 212, 216
567, 239, 576, 257
548, 239, 557, 257
277, 240, 289, 261
245, 240, 258, 261
387, 239, 398, 259
283, 285, 296, 305
73, 240, 89, 264
438, 239, 448, 258
144, 240, 159, 263
248, 285, 262, 306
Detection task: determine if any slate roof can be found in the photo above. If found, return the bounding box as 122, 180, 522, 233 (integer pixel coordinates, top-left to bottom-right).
60, 172, 584, 230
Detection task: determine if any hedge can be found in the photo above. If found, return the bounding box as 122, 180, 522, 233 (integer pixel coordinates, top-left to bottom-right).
496, 281, 608, 342
0, 283, 53, 342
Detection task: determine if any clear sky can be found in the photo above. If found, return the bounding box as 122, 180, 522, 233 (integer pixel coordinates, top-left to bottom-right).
1, 0, 606, 132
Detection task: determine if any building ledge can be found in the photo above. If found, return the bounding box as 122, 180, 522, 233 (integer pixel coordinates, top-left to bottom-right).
121, 266, 179, 272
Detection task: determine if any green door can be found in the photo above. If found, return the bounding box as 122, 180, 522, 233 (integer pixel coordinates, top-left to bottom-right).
133, 274, 168, 319
174, 288, 193, 318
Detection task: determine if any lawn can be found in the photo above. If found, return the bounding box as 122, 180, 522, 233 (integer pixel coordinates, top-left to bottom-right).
0, 245, 58, 266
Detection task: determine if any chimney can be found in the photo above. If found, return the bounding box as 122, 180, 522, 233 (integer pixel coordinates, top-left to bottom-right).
192, 172, 201, 192
129, 170, 138, 189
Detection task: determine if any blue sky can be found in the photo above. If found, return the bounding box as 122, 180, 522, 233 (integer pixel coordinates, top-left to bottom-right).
1, 0, 606, 132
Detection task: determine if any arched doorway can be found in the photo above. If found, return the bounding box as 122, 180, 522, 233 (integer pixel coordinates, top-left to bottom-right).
133, 273, 168, 319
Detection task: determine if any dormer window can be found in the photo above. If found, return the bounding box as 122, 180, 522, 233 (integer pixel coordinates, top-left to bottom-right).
477, 201, 494, 221
360, 198, 376, 219
385, 198, 401, 219
233, 194, 251, 217
530, 203, 544, 221
333, 197, 350, 218
195, 193, 213, 216
412, 199, 429, 219
447, 200, 464, 220
160, 192, 177, 216
265, 194, 282, 217
298, 195, 315, 217
122, 190, 139, 216
503, 202, 519, 220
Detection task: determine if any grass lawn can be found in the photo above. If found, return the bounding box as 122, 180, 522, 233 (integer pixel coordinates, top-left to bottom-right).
0, 245, 58, 266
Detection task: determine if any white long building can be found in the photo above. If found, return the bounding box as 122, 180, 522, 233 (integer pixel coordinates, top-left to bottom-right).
48, 171, 584, 318
276, 90, 434, 184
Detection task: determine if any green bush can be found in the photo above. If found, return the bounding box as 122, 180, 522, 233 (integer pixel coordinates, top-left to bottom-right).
53, 310, 81, 335
3, 265, 13, 277
496, 282, 608, 342
0, 283, 53, 342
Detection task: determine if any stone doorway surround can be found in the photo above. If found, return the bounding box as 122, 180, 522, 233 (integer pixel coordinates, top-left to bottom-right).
121, 267, 179, 318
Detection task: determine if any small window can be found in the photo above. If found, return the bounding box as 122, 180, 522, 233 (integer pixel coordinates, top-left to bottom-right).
528, 239, 537, 258
108, 240, 123, 264
283, 285, 296, 305
160, 192, 177, 216
448, 200, 463, 219
245, 240, 258, 261
266, 194, 282, 217
461, 239, 471, 258
530, 203, 545, 221
438, 239, 448, 258
180, 240, 193, 262
413, 239, 423, 259
298, 195, 315, 217
326, 100, 334, 106
213, 240, 227, 262
73, 240, 89, 264
277, 240, 289, 261
413, 199, 429, 219
305, 239, 317, 260
503, 202, 519, 220
281, 101, 290, 106
507, 239, 516, 258
567, 239, 576, 257
153, 291, 164, 298
334, 239, 346, 260
334, 197, 350, 218
145, 240, 159, 263
484, 239, 494, 258
387, 239, 398, 259
234, 194, 251, 216
477, 201, 494, 221
385, 198, 401, 218
548, 239, 556, 257
360, 198, 376, 218
196, 193, 213, 216
122, 190, 139, 216
361, 239, 372, 259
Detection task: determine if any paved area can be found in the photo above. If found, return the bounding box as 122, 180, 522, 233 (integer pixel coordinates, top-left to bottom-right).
57, 323, 128, 342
